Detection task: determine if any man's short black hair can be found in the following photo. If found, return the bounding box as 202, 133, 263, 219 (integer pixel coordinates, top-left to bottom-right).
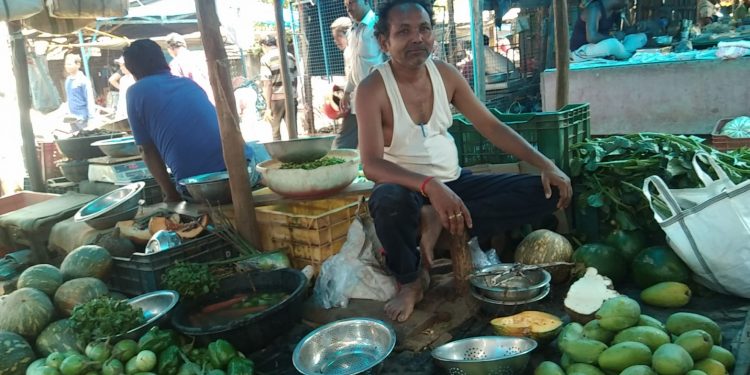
260, 34, 277, 47
374, 0, 435, 40
123, 39, 170, 80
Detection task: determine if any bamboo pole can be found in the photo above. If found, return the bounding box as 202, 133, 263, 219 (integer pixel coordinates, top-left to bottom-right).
553, 0, 570, 109
274, 0, 298, 139
446, 0, 458, 65
194, 0, 261, 248
296, 1, 315, 135
8, 21, 45, 193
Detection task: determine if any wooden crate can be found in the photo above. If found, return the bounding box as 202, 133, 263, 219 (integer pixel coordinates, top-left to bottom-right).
256, 198, 363, 272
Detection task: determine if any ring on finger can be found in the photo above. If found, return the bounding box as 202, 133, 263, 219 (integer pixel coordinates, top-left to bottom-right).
448, 214, 456, 219
455, 212, 463, 217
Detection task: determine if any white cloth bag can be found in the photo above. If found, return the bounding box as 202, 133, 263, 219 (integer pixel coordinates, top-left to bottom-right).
642, 153, 750, 298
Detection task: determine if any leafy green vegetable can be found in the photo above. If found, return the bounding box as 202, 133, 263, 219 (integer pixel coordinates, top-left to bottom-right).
70, 296, 145, 341
280, 156, 346, 170
162, 262, 219, 299
571, 133, 750, 241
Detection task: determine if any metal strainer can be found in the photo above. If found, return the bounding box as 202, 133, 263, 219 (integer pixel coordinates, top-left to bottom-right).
293, 318, 396, 375
431, 336, 537, 375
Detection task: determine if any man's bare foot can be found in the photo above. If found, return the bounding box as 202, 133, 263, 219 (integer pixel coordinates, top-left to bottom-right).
384, 279, 424, 322
420, 205, 442, 270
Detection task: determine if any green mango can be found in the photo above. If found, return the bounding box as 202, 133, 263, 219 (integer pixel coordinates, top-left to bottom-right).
566, 363, 606, 375
583, 320, 615, 345
693, 358, 727, 375
598, 342, 652, 372
596, 296, 641, 331
560, 353, 576, 369
612, 326, 671, 352
653, 343, 694, 375
707, 345, 735, 370
562, 338, 608, 364
685, 371, 708, 375
674, 330, 713, 361
535, 361, 565, 375
638, 314, 667, 333
558, 322, 584, 352
621, 365, 657, 375
641, 282, 692, 308
666, 313, 722, 343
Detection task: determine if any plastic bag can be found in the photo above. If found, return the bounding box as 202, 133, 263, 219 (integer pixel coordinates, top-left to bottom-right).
28, 53, 61, 114
314, 202, 397, 309
468, 237, 491, 269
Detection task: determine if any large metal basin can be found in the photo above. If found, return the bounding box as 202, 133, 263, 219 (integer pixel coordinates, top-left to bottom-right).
74, 182, 144, 228
262, 135, 335, 163
91, 136, 139, 158
55, 133, 124, 160
255, 149, 359, 199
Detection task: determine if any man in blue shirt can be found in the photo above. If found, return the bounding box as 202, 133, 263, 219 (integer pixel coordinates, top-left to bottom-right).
64, 54, 94, 131
123, 39, 226, 202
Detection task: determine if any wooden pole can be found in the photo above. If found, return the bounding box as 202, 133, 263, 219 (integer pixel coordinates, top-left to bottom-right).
8, 21, 45, 193
274, 0, 298, 139
296, 1, 315, 135
553, 0, 570, 109
446, 0, 458, 65
194, 0, 261, 248
469, 0, 485, 101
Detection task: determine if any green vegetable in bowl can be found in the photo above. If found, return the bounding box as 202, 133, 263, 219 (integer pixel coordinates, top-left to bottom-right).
70, 296, 145, 341
162, 262, 218, 299
280, 156, 346, 170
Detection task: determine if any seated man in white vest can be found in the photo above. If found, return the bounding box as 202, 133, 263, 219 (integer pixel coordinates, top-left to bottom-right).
357, 0, 573, 322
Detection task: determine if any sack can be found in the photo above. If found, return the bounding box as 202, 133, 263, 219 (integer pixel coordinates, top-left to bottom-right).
313, 199, 396, 309
24, 5, 93, 35
0, 0, 43, 22
47, 0, 128, 18
642, 153, 750, 298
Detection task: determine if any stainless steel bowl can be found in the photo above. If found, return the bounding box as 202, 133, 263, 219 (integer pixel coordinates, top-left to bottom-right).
55, 133, 124, 160
179, 171, 231, 204
470, 264, 551, 302
114, 290, 180, 340
432, 336, 537, 375
84, 205, 140, 230
262, 135, 335, 163
91, 136, 139, 158
75, 182, 145, 226
293, 318, 396, 375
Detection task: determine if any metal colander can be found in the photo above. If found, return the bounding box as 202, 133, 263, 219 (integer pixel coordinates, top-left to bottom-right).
431, 336, 537, 375
293, 318, 396, 375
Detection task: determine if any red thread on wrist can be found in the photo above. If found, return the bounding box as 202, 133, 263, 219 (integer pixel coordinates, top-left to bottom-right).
420, 176, 435, 197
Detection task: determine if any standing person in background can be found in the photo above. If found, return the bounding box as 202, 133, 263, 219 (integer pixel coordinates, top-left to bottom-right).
339, 0, 385, 147
165, 33, 214, 103
330, 16, 359, 149
735, 0, 750, 20
260, 35, 298, 141
64, 54, 95, 132
697, 0, 717, 26
109, 56, 135, 119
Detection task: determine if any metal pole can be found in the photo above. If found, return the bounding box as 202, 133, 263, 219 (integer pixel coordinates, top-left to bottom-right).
274, 0, 298, 139
469, 0, 485, 102
77, 30, 92, 81
8, 22, 45, 192
315, 1, 331, 81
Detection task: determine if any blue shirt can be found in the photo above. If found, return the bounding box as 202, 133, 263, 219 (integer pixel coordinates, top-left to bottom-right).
127, 72, 225, 181
65, 72, 90, 120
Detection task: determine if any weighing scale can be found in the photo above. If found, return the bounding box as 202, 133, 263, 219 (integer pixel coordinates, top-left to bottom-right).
87, 155, 152, 184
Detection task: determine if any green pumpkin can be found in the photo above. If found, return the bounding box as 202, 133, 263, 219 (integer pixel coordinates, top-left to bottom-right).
0, 331, 36, 375
631, 246, 690, 289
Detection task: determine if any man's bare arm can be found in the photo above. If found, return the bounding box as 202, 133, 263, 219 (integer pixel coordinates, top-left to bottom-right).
584, 5, 611, 44
356, 72, 427, 191
440, 61, 572, 208
139, 143, 181, 202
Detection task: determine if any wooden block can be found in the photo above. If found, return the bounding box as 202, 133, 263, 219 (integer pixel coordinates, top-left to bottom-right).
447, 231, 471, 296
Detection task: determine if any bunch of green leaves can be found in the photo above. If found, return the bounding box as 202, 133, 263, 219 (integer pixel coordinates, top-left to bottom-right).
162, 262, 219, 299
570, 133, 750, 239
70, 296, 145, 341
280, 156, 346, 170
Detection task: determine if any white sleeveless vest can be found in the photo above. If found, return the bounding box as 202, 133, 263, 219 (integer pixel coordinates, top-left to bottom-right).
376, 59, 461, 182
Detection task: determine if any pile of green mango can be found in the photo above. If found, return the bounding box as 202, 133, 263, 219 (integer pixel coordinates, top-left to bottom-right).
26, 327, 254, 375
537, 296, 735, 375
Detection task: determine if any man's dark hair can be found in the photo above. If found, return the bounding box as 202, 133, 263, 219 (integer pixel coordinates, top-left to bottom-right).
260, 34, 277, 47
374, 0, 435, 39
123, 39, 170, 80
483, 34, 490, 46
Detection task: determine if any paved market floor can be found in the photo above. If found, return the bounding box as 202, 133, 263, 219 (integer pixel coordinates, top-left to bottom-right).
247, 281, 750, 375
